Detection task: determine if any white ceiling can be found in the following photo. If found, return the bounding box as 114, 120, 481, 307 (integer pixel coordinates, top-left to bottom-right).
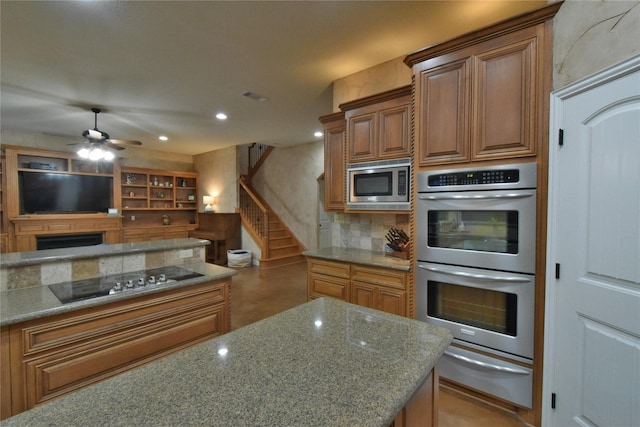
1, 0, 545, 156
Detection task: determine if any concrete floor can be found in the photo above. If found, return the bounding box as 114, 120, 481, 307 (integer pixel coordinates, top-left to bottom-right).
228, 262, 527, 427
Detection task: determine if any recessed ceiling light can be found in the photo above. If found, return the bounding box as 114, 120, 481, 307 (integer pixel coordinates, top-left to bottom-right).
314, 131, 323, 138
159, 135, 169, 141
216, 113, 227, 120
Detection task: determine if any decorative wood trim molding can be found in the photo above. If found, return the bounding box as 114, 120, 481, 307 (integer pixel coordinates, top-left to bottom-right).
338, 85, 412, 112
404, 2, 563, 67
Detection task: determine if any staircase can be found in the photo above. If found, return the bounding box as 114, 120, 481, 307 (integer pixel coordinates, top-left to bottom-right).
238, 152, 305, 269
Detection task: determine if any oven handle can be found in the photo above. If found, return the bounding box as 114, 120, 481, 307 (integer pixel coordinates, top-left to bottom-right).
444, 350, 530, 375
418, 192, 534, 201
418, 264, 531, 283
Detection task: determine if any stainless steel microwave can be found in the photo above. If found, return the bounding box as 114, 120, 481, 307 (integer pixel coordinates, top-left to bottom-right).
347, 158, 410, 211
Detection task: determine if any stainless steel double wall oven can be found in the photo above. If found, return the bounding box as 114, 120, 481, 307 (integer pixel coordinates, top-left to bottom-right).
416, 162, 537, 408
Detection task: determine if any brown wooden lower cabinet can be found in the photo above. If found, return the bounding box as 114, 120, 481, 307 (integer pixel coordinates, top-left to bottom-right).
1, 279, 230, 420
306, 257, 408, 317
391, 367, 437, 427
122, 225, 190, 242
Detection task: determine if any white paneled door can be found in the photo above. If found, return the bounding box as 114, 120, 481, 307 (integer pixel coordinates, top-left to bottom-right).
544, 55, 640, 427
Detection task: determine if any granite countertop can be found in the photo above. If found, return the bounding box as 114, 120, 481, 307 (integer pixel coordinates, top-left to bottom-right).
0, 261, 236, 326
0, 238, 210, 268
303, 247, 410, 271
2, 298, 452, 427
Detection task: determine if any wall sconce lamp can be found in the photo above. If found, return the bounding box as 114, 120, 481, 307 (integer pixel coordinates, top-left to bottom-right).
203, 196, 215, 212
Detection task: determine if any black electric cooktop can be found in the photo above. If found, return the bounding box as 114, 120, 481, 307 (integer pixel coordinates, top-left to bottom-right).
48, 266, 204, 304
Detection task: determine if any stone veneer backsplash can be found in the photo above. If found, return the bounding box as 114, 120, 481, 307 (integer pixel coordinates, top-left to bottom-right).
0, 247, 205, 292
330, 213, 410, 252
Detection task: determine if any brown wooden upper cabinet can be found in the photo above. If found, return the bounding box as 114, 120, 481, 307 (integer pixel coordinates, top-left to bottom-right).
340, 86, 412, 164
405, 3, 560, 167
319, 112, 346, 212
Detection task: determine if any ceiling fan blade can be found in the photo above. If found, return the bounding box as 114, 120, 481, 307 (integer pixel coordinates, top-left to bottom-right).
103, 142, 126, 151
107, 139, 142, 146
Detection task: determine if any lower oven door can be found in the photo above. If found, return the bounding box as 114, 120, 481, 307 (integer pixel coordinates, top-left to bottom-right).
439, 345, 533, 408
416, 262, 534, 360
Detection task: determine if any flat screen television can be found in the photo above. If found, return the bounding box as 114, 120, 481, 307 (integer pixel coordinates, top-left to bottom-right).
19, 171, 113, 214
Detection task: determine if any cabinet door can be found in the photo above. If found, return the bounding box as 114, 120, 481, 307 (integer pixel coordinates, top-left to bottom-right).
378, 99, 411, 159
324, 118, 346, 211
415, 58, 471, 166
472, 37, 537, 160
308, 273, 349, 301
351, 282, 376, 309
347, 110, 377, 163
378, 288, 407, 316
1, 327, 10, 420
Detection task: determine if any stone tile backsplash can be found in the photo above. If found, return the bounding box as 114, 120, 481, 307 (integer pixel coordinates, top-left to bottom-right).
1, 248, 205, 292
330, 213, 410, 252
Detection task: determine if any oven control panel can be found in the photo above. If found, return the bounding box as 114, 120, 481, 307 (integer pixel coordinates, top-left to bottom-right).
428, 169, 520, 187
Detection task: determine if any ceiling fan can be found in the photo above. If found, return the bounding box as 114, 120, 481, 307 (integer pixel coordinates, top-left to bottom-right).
73, 108, 142, 161
81, 107, 142, 149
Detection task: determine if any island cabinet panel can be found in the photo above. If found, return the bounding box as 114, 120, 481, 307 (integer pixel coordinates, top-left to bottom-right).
5, 280, 230, 418
319, 112, 346, 212
306, 257, 409, 317
391, 368, 437, 427
1, 327, 11, 420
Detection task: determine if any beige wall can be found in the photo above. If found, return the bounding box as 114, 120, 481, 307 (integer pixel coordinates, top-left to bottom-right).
332, 57, 412, 111
193, 146, 238, 214
552, 0, 640, 89
252, 141, 325, 250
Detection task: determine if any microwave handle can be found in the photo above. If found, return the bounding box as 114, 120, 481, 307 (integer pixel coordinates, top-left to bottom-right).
443, 350, 530, 375
418, 192, 534, 201
418, 264, 531, 283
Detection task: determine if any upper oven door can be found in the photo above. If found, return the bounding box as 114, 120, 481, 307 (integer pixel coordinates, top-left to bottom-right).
416, 188, 536, 274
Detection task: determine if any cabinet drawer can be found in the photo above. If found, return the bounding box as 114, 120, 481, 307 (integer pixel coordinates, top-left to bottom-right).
307, 258, 350, 279
14, 223, 46, 234
164, 229, 189, 239
24, 304, 224, 407
18, 282, 226, 356
351, 265, 407, 290
122, 228, 147, 237
308, 273, 349, 301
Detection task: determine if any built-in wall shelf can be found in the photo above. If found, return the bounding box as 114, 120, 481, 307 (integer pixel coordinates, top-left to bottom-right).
119, 167, 199, 242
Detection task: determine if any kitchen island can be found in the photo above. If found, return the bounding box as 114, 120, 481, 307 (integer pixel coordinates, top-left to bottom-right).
0, 238, 237, 420
2, 298, 452, 427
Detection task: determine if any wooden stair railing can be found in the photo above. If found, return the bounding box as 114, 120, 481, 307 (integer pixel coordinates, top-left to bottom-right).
238, 177, 271, 258
246, 143, 274, 181
237, 176, 306, 268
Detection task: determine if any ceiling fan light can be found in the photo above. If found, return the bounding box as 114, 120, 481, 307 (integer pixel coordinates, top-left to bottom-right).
88, 147, 104, 161
78, 147, 90, 158
103, 151, 115, 161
